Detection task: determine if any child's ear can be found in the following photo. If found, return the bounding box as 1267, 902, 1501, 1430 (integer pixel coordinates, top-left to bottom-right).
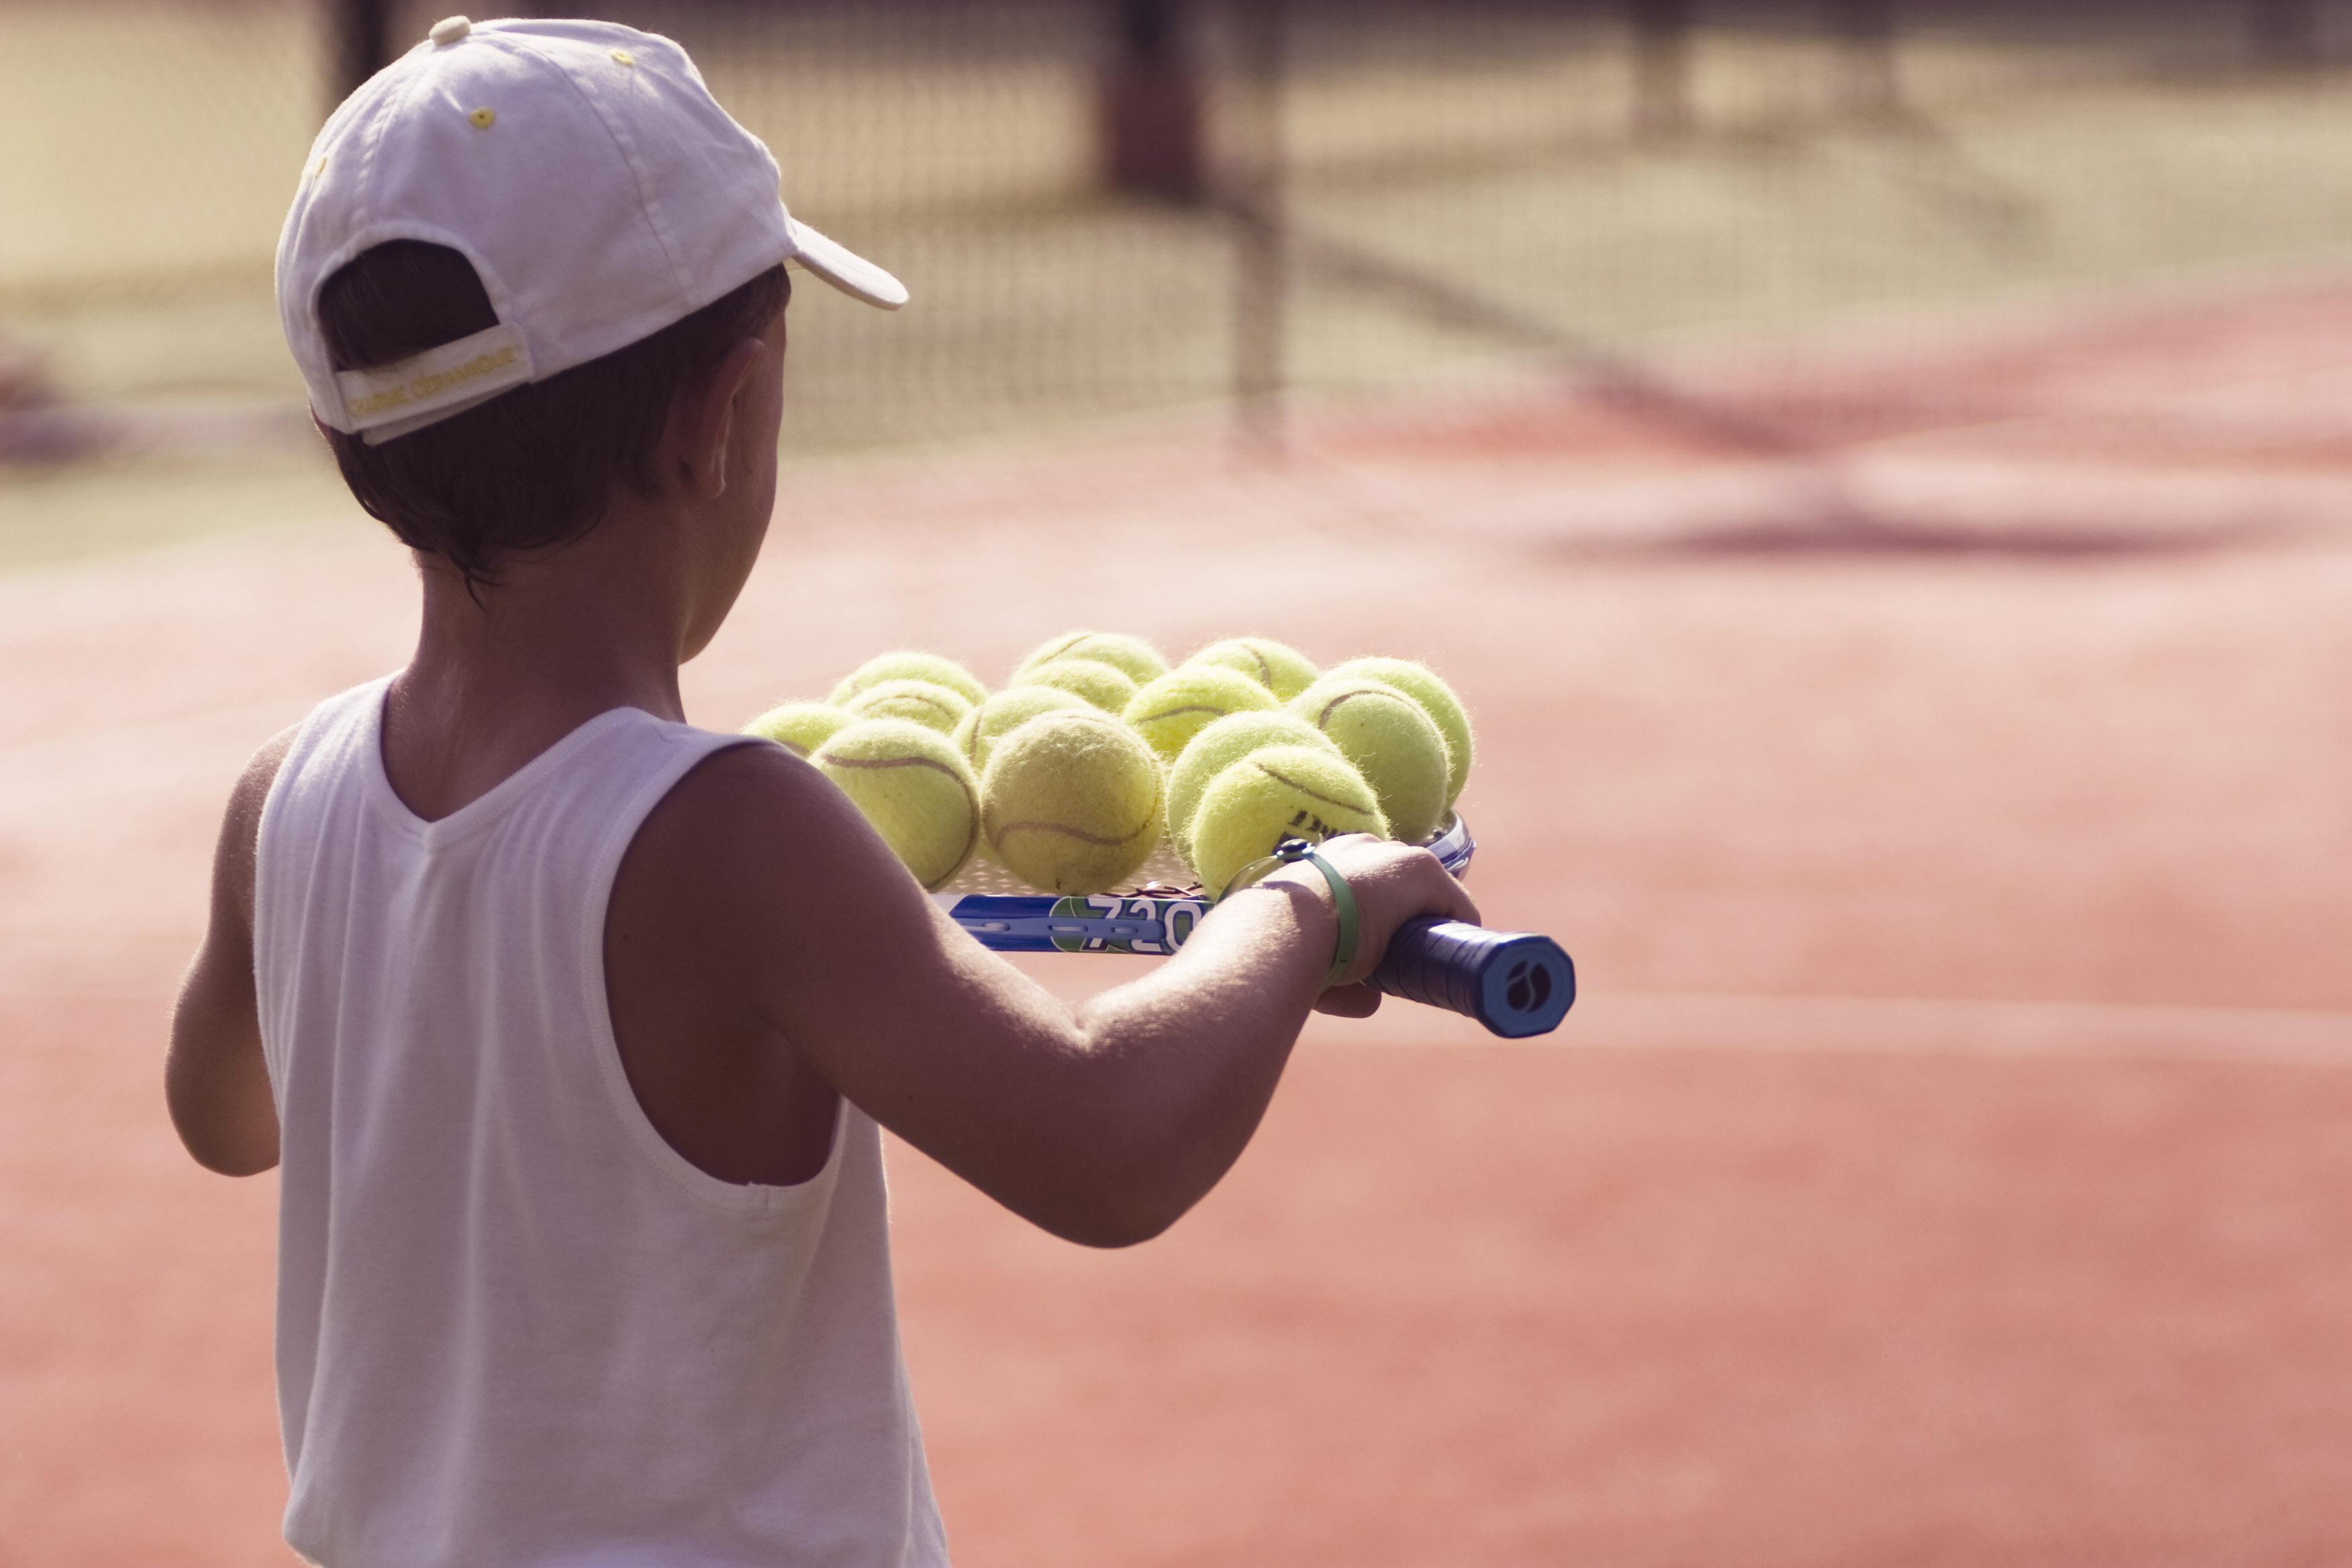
677, 336, 768, 500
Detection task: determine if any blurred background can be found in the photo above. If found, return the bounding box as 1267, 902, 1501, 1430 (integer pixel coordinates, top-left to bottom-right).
4, 1, 2350, 1565
19, 1, 2352, 487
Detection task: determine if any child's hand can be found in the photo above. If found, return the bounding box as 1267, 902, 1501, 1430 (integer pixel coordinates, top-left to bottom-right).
1283, 835, 1481, 1018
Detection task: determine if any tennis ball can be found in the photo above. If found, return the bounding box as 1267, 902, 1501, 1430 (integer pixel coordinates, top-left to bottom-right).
1015, 630, 1169, 687
953, 684, 1090, 773
1016, 658, 1139, 714
841, 679, 973, 735
1164, 712, 1342, 859
1328, 656, 1474, 807
829, 651, 989, 707
1184, 636, 1320, 702
981, 709, 1165, 895
813, 718, 980, 891
1288, 677, 1452, 845
742, 701, 854, 758
1186, 745, 1389, 898
1122, 666, 1277, 763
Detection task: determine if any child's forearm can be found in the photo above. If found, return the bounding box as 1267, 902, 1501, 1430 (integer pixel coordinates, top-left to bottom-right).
1069, 870, 1339, 1237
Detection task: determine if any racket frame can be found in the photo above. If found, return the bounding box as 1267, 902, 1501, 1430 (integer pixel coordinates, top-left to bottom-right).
934, 816, 1476, 956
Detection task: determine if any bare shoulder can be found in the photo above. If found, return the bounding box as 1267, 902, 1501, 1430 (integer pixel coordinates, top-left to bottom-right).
647, 736, 836, 831
217, 725, 301, 919
608, 734, 1060, 1108
602, 737, 929, 1185
235, 724, 300, 816
609, 736, 956, 1033
622, 738, 908, 913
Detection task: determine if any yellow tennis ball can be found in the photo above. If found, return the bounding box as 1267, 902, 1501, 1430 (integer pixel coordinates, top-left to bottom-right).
829, 651, 989, 707
742, 701, 853, 758
1185, 745, 1389, 898
1328, 656, 1474, 807
1016, 658, 1139, 714
1122, 666, 1277, 763
1287, 677, 1452, 845
1015, 630, 1169, 687
981, 709, 1165, 895
812, 719, 980, 890
1183, 636, 1320, 702
953, 685, 1090, 773
1165, 711, 1342, 859
841, 679, 973, 734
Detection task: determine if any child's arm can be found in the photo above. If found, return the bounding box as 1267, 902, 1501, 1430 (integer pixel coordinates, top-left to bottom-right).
164, 733, 292, 1176
646, 744, 1479, 1246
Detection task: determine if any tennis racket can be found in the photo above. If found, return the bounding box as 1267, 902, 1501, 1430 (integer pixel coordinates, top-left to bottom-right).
933, 816, 1576, 1038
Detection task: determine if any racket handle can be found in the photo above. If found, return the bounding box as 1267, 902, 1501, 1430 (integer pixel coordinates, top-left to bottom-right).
1370, 918, 1577, 1038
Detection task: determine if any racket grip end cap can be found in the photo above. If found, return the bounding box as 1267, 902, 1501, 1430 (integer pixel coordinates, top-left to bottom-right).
1371, 918, 1576, 1038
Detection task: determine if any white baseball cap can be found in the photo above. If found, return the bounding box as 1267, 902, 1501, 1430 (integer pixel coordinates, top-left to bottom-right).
277, 15, 905, 444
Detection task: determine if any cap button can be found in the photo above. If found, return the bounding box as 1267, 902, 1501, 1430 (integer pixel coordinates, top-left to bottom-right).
429, 15, 471, 46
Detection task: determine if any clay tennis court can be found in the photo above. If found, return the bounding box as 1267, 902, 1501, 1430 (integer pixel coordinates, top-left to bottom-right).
5, 275, 2350, 1564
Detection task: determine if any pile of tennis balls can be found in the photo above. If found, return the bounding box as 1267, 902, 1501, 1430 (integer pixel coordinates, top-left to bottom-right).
742, 632, 1473, 899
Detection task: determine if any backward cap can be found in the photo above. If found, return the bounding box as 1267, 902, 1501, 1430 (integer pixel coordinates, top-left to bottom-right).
278, 15, 904, 442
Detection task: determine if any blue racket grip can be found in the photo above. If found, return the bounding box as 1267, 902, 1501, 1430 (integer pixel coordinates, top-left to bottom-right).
1371, 918, 1576, 1038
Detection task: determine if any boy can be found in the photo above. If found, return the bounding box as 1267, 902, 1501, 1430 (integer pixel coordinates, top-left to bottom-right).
164, 17, 1476, 1567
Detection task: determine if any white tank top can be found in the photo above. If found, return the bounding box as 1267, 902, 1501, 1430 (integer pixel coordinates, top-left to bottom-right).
253, 677, 948, 1568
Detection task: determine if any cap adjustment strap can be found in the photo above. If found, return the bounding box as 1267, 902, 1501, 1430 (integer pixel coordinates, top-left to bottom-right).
332, 322, 532, 444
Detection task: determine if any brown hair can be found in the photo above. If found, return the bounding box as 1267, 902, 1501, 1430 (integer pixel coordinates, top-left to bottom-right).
315, 242, 789, 588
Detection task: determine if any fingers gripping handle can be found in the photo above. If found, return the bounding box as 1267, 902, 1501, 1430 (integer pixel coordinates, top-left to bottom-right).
1371, 919, 1577, 1038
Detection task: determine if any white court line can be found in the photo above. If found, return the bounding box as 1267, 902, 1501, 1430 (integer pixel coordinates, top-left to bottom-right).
1345, 990, 2352, 1066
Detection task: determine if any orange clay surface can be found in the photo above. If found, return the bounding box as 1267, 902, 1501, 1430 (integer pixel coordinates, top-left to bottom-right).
3, 277, 2351, 1565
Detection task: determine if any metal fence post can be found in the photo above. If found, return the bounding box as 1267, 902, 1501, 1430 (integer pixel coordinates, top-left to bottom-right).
2251, 0, 2318, 62
1100, 0, 1208, 201
333, 0, 395, 107
1830, 0, 1900, 119
1231, 0, 1289, 460
1632, 0, 1693, 139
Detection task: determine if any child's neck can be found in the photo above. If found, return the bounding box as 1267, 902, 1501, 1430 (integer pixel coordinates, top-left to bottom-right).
385, 515, 692, 822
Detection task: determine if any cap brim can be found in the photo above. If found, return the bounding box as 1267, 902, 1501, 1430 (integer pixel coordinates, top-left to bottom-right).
784, 215, 908, 311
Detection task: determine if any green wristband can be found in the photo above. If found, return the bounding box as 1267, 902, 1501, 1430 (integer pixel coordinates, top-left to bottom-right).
1223, 837, 1360, 987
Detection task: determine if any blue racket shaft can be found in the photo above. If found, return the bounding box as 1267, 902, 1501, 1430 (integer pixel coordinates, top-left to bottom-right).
1371, 918, 1576, 1038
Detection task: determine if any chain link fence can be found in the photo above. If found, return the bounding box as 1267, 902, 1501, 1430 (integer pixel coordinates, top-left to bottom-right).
7, 0, 2352, 456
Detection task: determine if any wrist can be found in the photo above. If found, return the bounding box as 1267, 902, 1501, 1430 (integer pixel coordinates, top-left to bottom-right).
1222, 840, 1360, 987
